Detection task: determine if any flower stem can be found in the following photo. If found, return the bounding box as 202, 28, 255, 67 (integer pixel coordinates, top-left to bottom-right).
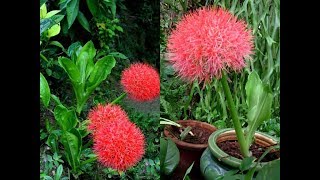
221, 71, 250, 157
111, 93, 127, 105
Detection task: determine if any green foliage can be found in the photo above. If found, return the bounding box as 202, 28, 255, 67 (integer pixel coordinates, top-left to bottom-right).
244, 71, 273, 151
40, 73, 51, 107
58, 41, 116, 114
160, 138, 180, 175
40, 0, 158, 179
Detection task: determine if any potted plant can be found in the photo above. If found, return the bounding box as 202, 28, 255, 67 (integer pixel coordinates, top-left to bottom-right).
165, 7, 280, 179
161, 118, 217, 179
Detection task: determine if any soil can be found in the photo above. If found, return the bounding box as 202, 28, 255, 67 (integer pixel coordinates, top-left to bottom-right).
217, 140, 280, 162
167, 125, 212, 144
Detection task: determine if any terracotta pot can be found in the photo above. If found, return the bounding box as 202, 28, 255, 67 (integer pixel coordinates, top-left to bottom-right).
200, 128, 280, 179
164, 120, 217, 180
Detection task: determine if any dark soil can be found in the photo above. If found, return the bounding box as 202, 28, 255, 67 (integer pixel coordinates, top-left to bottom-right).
168, 125, 212, 144
217, 140, 280, 162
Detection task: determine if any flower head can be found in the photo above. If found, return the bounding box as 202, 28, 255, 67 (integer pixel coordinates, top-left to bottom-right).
93, 120, 145, 171
167, 7, 254, 83
121, 63, 160, 101
87, 104, 129, 132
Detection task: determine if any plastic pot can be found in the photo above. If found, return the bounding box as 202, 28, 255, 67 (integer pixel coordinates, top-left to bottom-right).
200, 128, 280, 179
164, 120, 217, 180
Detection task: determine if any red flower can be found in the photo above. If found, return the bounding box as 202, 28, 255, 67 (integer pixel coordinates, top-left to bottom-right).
93, 120, 145, 171
167, 7, 254, 83
87, 104, 129, 132
121, 63, 160, 101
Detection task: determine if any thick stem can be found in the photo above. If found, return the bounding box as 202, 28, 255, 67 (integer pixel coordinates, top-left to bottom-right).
111, 93, 127, 105
221, 71, 250, 157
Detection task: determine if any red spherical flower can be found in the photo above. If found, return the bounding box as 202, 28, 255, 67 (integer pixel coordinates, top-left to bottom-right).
93, 120, 145, 171
121, 63, 160, 101
167, 7, 254, 83
87, 103, 129, 132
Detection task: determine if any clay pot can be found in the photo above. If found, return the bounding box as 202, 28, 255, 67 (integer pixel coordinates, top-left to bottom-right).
200, 128, 280, 179
164, 120, 217, 180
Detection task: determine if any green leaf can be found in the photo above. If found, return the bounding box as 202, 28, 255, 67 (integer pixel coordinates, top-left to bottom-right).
47, 23, 61, 38
49, 41, 66, 53
66, 0, 79, 29
245, 71, 273, 148
40, 4, 47, 19
255, 160, 280, 180
180, 126, 192, 141
76, 41, 96, 82
160, 138, 180, 175
61, 131, 81, 171
86, 0, 99, 17
183, 162, 194, 180
40, 73, 51, 107
58, 57, 81, 83
55, 165, 63, 180
239, 157, 255, 171
45, 10, 61, 18
45, 118, 54, 133
40, 0, 48, 7
69, 128, 82, 155
51, 94, 62, 106
54, 105, 78, 131
40, 15, 65, 36
59, 0, 71, 10
108, 52, 127, 59
86, 56, 116, 93
77, 11, 91, 33
46, 133, 59, 153
78, 120, 90, 138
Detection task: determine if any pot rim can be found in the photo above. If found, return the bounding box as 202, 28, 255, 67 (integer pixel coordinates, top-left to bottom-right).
208, 128, 280, 170
164, 120, 217, 150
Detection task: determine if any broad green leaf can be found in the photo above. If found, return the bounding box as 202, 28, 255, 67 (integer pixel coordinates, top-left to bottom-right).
86, 56, 116, 93
45, 118, 54, 133
40, 4, 47, 19
256, 160, 280, 180
239, 157, 255, 171
47, 23, 61, 38
40, 0, 48, 7
47, 133, 59, 153
76, 41, 96, 82
40, 19, 52, 35
67, 41, 82, 63
183, 162, 194, 180
59, 0, 72, 10
78, 120, 90, 138
110, 0, 116, 18
66, 0, 79, 29
58, 57, 81, 83
69, 128, 82, 155
61, 131, 80, 171
40, 15, 64, 36
160, 138, 180, 175
55, 165, 63, 180
245, 71, 273, 147
49, 41, 66, 52
86, 0, 99, 17
51, 94, 62, 106
115, 26, 123, 32
108, 52, 127, 59
40, 73, 50, 107
45, 10, 61, 18
77, 11, 91, 33
54, 105, 78, 131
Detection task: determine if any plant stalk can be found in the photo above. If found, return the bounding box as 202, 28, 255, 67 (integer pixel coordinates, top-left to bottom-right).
221, 71, 250, 157
111, 93, 127, 105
